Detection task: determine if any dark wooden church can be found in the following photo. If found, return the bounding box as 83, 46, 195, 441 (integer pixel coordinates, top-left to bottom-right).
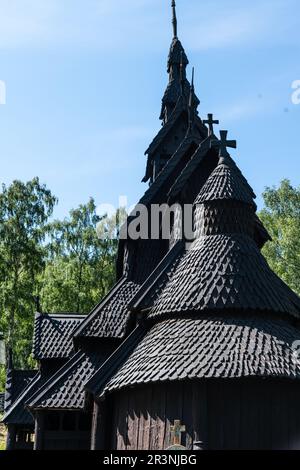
3, 1, 300, 450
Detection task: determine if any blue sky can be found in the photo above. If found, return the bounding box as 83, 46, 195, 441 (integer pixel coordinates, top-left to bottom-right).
0, 0, 299, 218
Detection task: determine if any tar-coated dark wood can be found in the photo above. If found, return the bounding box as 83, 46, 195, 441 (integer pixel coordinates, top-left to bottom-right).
107, 379, 300, 450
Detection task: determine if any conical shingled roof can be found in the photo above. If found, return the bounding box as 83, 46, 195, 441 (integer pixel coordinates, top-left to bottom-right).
195, 155, 256, 207
149, 234, 300, 319
149, 150, 300, 319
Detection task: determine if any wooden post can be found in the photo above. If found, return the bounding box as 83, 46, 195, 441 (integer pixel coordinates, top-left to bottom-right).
91, 400, 106, 450
192, 381, 208, 450
6, 424, 17, 450
34, 412, 45, 450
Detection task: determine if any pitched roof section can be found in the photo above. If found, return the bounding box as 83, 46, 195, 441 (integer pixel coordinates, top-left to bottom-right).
150, 235, 300, 319
10, 370, 37, 404
195, 155, 256, 206
98, 316, 300, 395
73, 278, 140, 339
140, 133, 205, 207
27, 349, 111, 411
4, 369, 37, 413
2, 373, 46, 425
146, 98, 206, 157
85, 326, 147, 398
167, 137, 218, 200
32, 313, 85, 360
129, 242, 184, 312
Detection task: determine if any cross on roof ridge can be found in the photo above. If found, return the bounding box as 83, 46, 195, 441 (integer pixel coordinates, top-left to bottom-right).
212, 130, 237, 159
203, 113, 219, 137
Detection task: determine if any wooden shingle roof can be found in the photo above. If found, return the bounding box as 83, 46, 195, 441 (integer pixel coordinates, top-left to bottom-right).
27, 349, 112, 411
73, 278, 140, 339
32, 313, 85, 360
97, 316, 300, 396
195, 155, 256, 207
3, 373, 46, 425
150, 235, 300, 319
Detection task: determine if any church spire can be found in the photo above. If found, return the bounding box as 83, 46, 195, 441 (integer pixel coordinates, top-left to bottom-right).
160, 1, 199, 123
172, 1, 178, 38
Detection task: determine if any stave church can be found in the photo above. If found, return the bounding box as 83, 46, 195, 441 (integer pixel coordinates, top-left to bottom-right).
3, 1, 300, 450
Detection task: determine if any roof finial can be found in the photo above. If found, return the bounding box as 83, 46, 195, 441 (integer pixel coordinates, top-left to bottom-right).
187, 67, 195, 132
180, 51, 184, 94
189, 67, 195, 108
172, 0, 178, 38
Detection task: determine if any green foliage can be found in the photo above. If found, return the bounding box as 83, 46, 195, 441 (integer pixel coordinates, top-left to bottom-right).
0, 178, 57, 367
40, 199, 117, 313
0, 178, 119, 370
0, 366, 5, 392
0, 419, 6, 450
0, 427, 5, 451
259, 179, 300, 295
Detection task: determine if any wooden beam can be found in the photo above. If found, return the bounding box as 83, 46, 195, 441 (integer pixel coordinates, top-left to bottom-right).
91, 401, 107, 450
34, 412, 45, 450
6, 424, 17, 450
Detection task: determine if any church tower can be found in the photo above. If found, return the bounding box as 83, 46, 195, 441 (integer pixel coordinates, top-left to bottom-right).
86, 3, 300, 451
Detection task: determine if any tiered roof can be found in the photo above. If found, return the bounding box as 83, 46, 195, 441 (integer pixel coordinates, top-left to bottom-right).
25, 3, 298, 418
86, 134, 300, 400
3, 313, 85, 425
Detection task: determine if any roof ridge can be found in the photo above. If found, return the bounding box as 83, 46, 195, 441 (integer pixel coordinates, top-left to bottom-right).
26, 351, 85, 410
72, 277, 127, 338
129, 240, 184, 311
2, 372, 40, 424
84, 325, 147, 399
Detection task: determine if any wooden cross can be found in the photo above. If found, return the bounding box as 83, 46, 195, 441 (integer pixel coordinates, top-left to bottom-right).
170, 420, 186, 446
203, 113, 219, 136
212, 130, 237, 157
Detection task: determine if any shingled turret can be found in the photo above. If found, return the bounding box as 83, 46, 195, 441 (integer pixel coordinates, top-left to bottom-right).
86, 130, 300, 450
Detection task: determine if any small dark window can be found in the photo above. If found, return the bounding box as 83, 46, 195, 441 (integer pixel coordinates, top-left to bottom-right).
78, 413, 92, 431
62, 412, 77, 431
45, 413, 60, 431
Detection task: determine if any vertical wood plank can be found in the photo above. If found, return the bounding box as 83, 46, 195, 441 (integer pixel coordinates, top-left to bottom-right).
141, 386, 152, 450
193, 381, 208, 450
34, 412, 45, 450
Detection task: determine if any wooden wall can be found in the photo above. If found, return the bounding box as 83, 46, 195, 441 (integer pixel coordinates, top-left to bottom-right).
108, 378, 300, 450
34, 411, 91, 450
